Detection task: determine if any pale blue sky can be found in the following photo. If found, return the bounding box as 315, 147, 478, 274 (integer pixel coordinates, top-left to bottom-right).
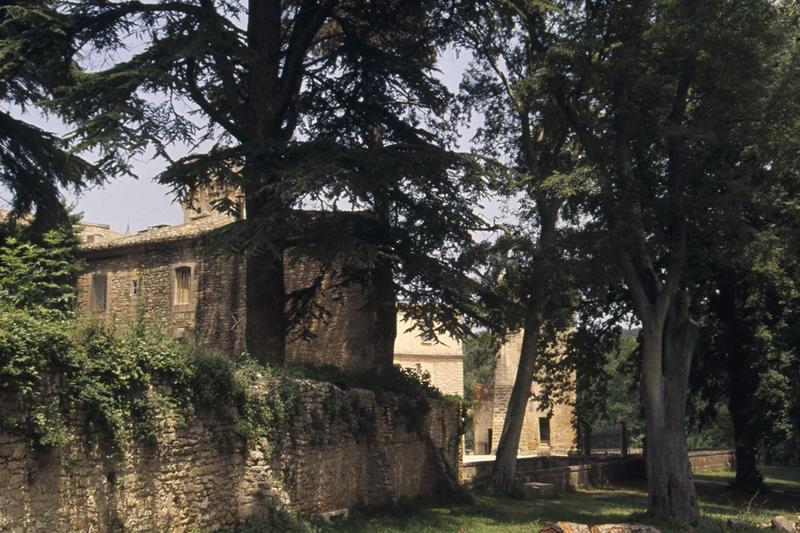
2, 48, 514, 233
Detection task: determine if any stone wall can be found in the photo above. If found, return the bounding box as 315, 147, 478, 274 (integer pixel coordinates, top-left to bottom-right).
688, 449, 736, 472
462, 449, 735, 489
0, 382, 461, 532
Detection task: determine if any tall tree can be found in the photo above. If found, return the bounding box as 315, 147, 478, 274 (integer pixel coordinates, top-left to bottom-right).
688, 3, 800, 487
458, 2, 588, 492
15, 0, 485, 365
301, 1, 486, 365
0, 1, 97, 229
529, 0, 793, 522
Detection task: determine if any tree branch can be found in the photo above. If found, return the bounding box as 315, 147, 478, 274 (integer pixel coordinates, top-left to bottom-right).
185, 60, 244, 139
275, 0, 337, 136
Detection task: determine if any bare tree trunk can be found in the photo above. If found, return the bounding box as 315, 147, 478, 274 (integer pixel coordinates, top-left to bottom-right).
717, 281, 764, 490
640, 294, 700, 523
246, 251, 286, 365
489, 314, 542, 493
365, 255, 396, 374
243, 188, 287, 365
730, 385, 763, 489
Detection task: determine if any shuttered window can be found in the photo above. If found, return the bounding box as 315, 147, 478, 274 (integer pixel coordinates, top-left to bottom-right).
90, 273, 107, 312
175, 267, 191, 305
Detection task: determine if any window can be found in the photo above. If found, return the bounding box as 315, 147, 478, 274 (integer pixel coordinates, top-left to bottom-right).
130, 279, 140, 296
174, 267, 191, 305
90, 273, 107, 312
539, 417, 551, 445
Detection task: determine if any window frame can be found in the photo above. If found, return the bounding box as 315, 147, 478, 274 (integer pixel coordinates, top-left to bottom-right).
173, 266, 193, 307
538, 416, 551, 445
90, 272, 108, 313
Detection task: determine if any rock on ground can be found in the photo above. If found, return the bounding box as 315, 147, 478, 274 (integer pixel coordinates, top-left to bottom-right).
770, 515, 800, 532
540, 523, 661, 533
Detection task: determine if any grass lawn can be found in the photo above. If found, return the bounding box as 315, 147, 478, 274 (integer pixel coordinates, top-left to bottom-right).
238, 467, 800, 533
318, 467, 800, 533
695, 465, 800, 494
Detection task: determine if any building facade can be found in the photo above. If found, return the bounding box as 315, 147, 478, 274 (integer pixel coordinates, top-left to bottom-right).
470, 331, 576, 456
393, 315, 464, 397
75, 205, 463, 391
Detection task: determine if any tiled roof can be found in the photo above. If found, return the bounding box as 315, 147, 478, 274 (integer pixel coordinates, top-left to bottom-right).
79, 214, 233, 252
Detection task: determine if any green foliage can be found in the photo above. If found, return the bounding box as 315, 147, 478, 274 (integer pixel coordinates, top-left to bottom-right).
0, 308, 72, 444
284, 362, 444, 402
0, 310, 306, 451
462, 332, 498, 403
0, 2, 99, 226
0, 229, 82, 315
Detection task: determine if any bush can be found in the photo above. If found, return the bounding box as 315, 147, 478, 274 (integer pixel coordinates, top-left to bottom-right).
0, 230, 82, 316
0, 308, 73, 444
0, 308, 306, 451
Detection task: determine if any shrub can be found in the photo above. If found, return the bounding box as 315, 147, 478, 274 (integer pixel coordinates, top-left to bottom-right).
0, 231, 82, 316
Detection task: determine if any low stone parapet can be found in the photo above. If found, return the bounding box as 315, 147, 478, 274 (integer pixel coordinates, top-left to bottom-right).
460, 448, 735, 491
688, 449, 735, 472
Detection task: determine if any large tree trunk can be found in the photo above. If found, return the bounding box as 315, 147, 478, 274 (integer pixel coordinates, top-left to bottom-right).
729, 364, 763, 490
243, 187, 287, 365
489, 200, 557, 494
246, 251, 286, 365
364, 118, 397, 374
489, 312, 542, 493
716, 280, 763, 490
364, 255, 396, 374
640, 294, 700, 523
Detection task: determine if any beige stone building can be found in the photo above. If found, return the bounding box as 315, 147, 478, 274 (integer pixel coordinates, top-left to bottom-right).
75, 200, 463, 392
393, 315, 463, 397
470, 331, 575, 456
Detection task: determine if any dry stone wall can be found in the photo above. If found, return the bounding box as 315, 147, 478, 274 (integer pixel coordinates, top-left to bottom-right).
0, 381, 461, 533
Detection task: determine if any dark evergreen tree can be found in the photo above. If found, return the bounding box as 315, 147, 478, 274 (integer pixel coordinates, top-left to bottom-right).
0, 2, 97, 229
5, 0, 487, 365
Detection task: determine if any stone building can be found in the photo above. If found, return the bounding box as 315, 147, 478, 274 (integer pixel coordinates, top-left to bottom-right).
470, 331, 575, 456
393, 315, 463, 397
75, 201, 463, 389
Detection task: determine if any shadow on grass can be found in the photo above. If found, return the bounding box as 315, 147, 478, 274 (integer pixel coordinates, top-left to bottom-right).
236, 479, 800, 533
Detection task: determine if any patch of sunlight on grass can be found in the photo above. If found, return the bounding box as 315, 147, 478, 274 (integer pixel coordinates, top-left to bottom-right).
318, 480, 800, 533
696, 465, 800, 493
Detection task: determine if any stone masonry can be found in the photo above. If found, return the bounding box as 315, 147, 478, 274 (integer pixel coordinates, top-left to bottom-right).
76, 213, 392, 375
76, 211, 465, 383
393, 315, 463, 397
471, 330, 575, 456
0, 381, 461, 532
